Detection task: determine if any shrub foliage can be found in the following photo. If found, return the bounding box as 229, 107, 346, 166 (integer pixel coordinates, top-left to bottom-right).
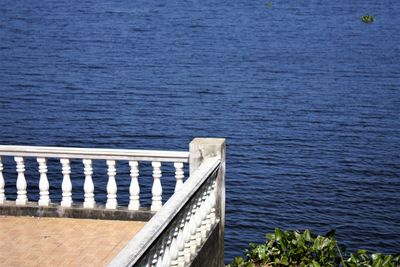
227, 229, 399, 267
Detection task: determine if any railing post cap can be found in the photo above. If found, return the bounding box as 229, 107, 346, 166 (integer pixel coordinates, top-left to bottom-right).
189, 138, 226, 175
190, 138, 226, 145
190, 138, 226, 157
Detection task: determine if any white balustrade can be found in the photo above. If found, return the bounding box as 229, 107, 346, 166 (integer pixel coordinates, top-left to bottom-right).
37, 158, 50, 206
106, 160, 118, 209
60, 158, 73, 207
108, 151, 223, 267
0, 157, 188, 213
15, 157, 27, 205
83, 159, 95, 208
174, 162, 184, 192
128, 161, 140, 210
151, 161, 162, 211
0, 145, 188, 212
123, 175, 218, 267
0, 157, 5, 204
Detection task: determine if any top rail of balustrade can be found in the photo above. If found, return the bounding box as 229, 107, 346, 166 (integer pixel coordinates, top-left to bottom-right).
0, 145, 189, 163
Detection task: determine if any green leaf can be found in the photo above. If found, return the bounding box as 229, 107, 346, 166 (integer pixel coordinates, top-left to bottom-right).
281, 255, 289, 265
255, 244, 267, 260
312, 260, 321, 267
325, 229, 336, 239
266, 233, 275, 241
275, 228, 284, 241
382, 255, 392, 265
348, 254, 358, 263
304, 229, 312, 242
295, 231, 302, 240
372, 257, 383, 267
234, 256, 244, 265
321, 237, 331, 249
371, 253, 380, 261
357, 249, 367, 255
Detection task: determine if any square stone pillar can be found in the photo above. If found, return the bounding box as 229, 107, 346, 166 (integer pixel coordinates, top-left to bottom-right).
189, 138, 226, 267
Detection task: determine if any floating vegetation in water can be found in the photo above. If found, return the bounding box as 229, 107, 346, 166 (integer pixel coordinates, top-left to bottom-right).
226, 229, 400, 267
265, 1, 272, 8
361, 14, 374, 24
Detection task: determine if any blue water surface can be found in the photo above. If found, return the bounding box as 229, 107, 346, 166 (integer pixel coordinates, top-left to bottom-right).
1, 0, 399, 262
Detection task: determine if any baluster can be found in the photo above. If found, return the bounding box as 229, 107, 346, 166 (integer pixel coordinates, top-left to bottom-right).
150, 249, 158, 267
15, 157, 27, 205
146, 247, 158, 267
176, 216, 186, 267
0, 157, 5, 204
156, 255, 163, 267
205, 185, 213, 232
156, 240, 165, 267
106, 160, 117, 209
37, 158, 50, 206
170, 236, 178, 267
183, 206, 194, 264
162, 234, 172, 267
194, 197, 203, 247
151, 161, 162, 211
128, 161, 140, 210
209, 194, 216, 225
174, 162, 184, 193
83, 159, 95, 208
210, 181, 217, 225
171, 218, 183, 267
189, 202, 199, 256
60, 159, 73, 207
200, 191, 209, 241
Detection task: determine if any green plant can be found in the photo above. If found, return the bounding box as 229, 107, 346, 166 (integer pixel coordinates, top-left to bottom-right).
226, 229, 400, 267
361, 15, 374, 23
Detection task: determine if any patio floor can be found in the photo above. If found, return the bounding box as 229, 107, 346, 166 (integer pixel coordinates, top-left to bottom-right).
0, 215, 146, 267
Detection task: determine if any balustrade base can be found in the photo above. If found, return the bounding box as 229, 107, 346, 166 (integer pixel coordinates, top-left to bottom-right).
0, 201, 154, 222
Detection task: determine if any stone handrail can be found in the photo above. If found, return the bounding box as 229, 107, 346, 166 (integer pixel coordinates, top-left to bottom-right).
0, 145, 189, 162
0, 145, 189, 211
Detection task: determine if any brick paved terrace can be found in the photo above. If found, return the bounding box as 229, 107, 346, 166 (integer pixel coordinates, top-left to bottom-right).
0, 216, 146, 267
